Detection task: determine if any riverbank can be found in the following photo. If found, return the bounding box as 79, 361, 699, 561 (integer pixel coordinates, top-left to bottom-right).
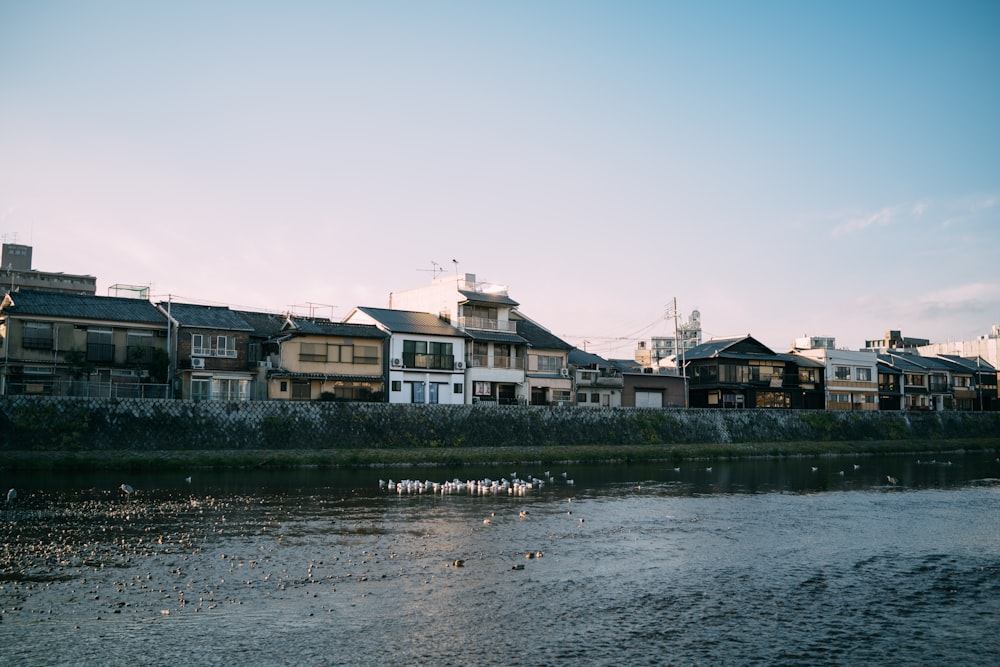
3, 437, 997, 471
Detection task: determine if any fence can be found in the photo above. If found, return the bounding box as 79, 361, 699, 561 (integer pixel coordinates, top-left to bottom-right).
5, 380, 170, 399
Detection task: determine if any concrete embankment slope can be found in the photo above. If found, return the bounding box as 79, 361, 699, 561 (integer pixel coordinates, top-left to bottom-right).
1, 397, 997, 463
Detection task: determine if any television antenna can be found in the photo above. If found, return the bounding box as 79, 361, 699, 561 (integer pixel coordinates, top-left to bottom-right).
417, 261, 444, 278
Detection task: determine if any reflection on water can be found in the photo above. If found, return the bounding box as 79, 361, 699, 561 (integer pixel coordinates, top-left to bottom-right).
2, 453, 999, 666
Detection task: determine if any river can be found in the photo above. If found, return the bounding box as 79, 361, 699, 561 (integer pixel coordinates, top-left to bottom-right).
2, 453, 998, 666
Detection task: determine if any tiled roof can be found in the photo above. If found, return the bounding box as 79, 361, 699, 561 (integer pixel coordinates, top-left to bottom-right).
290, 317, 388, 339
568, 348, 612, 367
161, 302, 253, 331
465, 329, 528, 344
683, 336, 776, 360
937, 354, 996, 372
514, 316, 573, 350
353, 306, 468, 337
236, 310, 288, 337
2, 289, 166, 324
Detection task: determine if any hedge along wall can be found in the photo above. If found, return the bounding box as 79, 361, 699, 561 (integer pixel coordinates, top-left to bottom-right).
0, 396, 997, 452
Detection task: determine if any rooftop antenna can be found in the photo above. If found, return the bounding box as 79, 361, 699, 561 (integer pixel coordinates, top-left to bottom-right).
417, 261, 443, 279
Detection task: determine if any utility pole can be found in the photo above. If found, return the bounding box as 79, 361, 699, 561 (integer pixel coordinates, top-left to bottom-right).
666, 297, 688, 408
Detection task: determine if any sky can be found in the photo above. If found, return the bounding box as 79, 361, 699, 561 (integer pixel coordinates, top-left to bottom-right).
1, 1, 998, 358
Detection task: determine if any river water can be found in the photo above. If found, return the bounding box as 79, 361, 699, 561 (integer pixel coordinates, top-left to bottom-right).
2, 453, 998, 666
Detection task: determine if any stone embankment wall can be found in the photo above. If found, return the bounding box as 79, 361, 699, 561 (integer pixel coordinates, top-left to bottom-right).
1, 396, 997, 452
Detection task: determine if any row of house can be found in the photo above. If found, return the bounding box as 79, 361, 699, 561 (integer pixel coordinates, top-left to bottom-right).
0, 271, 995, 411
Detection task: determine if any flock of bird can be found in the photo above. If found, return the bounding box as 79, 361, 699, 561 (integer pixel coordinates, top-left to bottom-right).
380, 470, 574, 496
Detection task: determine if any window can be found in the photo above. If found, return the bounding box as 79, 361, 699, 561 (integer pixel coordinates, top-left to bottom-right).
905, 373, 926, 387
354, 345, 378, 364
280, 381, 288, 392
834, 366, 851, 380
829, 393, 850, 403
494, 343, 511, 369
756, 391, 790, 408
552, 390, 572, 403
403, 340, 454, 370
126, 331, 154, 364
928, 374, 948, 392
212, 377, 249, 400
453, 383, 463, 394
23, 322, 53, 350
799, 368, 818, 383
428, 383, 440, 404
216, 336, 236, 358
299, 342, 327, 362
87, 329, 114, 363
191, 378, 211, 401
411, 382, 426, 403
856, 367, 872, 382
192, 334, 210, 356
536, 355, 561, 372
577, 392, 587, 403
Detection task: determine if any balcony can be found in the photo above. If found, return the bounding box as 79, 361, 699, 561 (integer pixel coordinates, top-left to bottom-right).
458, 316, 516, 333
468, 354, 525, 370
192, 346, 238, 358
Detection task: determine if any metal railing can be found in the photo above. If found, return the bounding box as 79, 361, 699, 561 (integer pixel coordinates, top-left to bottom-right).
5, 379, 170, 399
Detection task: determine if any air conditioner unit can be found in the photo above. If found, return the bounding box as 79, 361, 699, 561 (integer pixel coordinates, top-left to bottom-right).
258, 360, 272, 368
391, 358, 402, 367
455, 361, 465, 370
191, 357, 205, 369
560, 368, 570, 377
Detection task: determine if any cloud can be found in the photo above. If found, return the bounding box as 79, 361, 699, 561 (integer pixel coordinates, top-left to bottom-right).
830, 206, 898, 238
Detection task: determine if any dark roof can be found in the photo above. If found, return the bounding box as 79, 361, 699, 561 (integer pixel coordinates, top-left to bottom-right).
513, 316, 573, 350
569, 348, 614, 367
235, 310, 287, 337
2, 289, 166, 324
777, 352, 825, 368
937, 354, 996, 372
465, 329, 528, 344
288, 317, 388, 339
877, 353, 926, 372
351, 306, 468, 338
458, 289, 519, 307
608, 358, 645, 373
162, 302, 253, 331
683, 336, 777, 361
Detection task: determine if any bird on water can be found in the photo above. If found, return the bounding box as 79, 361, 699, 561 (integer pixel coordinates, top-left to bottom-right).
6, 488, 15, 503
120, 483, 135, 495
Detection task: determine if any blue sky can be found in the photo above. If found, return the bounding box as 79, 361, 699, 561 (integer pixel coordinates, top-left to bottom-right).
1, 0, 997, 357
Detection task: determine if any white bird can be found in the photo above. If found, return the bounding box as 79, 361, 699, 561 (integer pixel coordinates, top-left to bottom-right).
811, 466, 819, 472
886, 475, 899, 486
120, 483, 134, 495
6, 488, 15, 503
184, 476, 192, 484
853, 464, 861, 470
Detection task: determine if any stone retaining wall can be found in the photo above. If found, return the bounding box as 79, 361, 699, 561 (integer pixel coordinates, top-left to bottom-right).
0, 396, 997, 451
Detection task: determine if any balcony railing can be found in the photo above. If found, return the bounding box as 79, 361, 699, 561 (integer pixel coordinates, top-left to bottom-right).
192, 346, 238, 358
401, 353, 455, 371
458, 316, 516, 333
468, 355, 525, 370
